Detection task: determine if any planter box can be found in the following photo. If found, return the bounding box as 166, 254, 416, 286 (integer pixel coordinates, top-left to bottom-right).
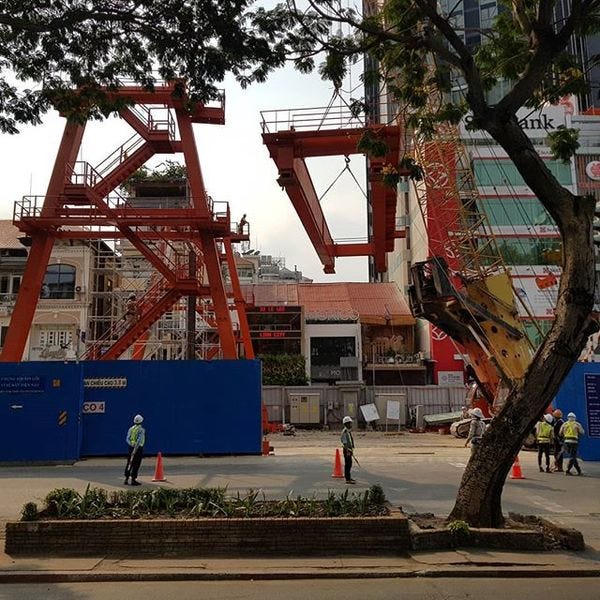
409, 521, 546, 551
6, 510, 410, 557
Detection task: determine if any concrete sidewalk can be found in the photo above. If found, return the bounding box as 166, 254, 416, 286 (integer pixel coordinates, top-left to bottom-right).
1, 545, 600, 583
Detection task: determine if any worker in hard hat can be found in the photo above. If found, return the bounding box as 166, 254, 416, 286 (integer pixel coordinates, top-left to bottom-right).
535, 414, 555, 473
124, 414, 146, 486
559, 412, 585, 476
124, 293, 139, 324
341, 416, 356, 484
464, 408, 485, 453
552, 409, 565, 472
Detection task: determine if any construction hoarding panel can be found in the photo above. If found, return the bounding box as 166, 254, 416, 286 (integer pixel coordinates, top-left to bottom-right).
554, 362, 600, 461
81, 360, 262, 456
0, 362, 83, 461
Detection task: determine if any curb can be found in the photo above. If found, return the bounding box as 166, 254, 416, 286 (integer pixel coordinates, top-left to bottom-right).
1, 567, 600, 583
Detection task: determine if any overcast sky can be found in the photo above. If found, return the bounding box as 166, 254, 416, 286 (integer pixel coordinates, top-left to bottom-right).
0, 60, 370, 282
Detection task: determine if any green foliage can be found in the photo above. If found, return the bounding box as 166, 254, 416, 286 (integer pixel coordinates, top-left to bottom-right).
32, 486, 390, 519
381, 163, 400, 189
398, 156, 424, 182
258, 354, 308, 386
0, 1, 293, 132
20, 502, 39, 522
367, 484, 386, 506
447, 519, 471, 545
447, 519, 470, 535
121, 161, 187, 194
547, 126, 580, 163
44, 488, 82, 518
357, 130, 389, 157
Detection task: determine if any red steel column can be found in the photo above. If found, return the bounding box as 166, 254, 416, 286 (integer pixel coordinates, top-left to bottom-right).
175, 110, 210, 218
200, 234, 237, 359
176, 108, 237, 358
1, 121, 85, 361
223, 238, 254, 359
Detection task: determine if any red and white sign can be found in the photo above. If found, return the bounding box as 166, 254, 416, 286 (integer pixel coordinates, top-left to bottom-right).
513, 276, 559, 318
585, 161, 600, 181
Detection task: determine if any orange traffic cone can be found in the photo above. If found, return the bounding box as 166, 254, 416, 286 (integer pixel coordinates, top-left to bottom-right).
152, 452, 167, 482
510, 455, 525, 479
332, 448, 344, 479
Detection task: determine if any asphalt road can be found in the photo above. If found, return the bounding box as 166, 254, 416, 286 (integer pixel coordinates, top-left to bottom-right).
1, 578, 599, 600
1, 432, 598, 546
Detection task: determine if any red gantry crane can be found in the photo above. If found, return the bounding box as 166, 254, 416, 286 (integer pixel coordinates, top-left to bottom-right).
261, 101, 408, 275
1, 80, 254, 362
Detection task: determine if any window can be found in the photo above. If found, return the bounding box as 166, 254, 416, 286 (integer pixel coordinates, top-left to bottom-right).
311, 337, 356, 366
474, 159, 572, 187
41, 264, 76, 299
492, 238, 562, 266
38, 328, 73, 348
0, 325, 8, 348
0, 274, 21, 300
478, 198, 554, 227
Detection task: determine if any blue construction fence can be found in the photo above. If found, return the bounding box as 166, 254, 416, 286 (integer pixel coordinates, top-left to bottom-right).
0, 360, 262, 462
553, 362, 600, 461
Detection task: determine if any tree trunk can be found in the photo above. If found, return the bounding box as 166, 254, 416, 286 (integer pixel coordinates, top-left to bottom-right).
449, 117, 597, 527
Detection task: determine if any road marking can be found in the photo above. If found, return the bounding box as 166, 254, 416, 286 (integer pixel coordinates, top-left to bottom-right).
449, 462, 467, 468
528, 494, 573, 514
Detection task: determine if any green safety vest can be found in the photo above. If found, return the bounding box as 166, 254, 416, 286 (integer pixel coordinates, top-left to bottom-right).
537, 422, 552, 442
128, 424, 145, 447
563, 421, 579, 442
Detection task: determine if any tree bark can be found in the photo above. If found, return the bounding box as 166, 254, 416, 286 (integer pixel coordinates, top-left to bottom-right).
449, 117, 597, 527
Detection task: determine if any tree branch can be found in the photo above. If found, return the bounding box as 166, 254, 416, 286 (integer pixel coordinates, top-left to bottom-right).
486, 117, 576, 225
0, 8, 144, 34
413, 0, 488, 114
496, 0, 588, 117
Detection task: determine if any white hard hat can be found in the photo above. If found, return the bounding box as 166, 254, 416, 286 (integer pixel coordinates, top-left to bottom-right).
133, 414, 144, 424
469, 408, 484, 419
544, 413, 554, 424
342, 416, 353, 424
567, 412, 576, 420
128, 293, 136, 299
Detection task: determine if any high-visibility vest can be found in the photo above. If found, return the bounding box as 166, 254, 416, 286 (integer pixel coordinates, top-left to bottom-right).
341, 427, 354, 450
563, 421, 579, 442
537, 422, 552, 442
128, 424, 145, 447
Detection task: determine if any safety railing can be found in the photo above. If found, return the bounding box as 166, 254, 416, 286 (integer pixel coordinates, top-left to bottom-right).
93, 133, 147, 179
127, 105, 177, 140
260, 104, 367, 134
13, 196, 42, 220
64, 161, 102, 187
81, 270, 186, 359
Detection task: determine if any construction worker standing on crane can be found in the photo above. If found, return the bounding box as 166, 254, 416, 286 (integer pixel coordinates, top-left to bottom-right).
124, 414, 146, 486
535, 414, 554, 473
341, 416, 356, 484
559, 412, 585, 476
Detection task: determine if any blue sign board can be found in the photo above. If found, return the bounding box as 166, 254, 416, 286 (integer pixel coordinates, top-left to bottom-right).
554, 363, 600, 460
583, 374, 600, 439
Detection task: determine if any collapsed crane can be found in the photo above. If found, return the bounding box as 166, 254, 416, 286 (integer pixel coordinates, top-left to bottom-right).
408, 126, 535, 409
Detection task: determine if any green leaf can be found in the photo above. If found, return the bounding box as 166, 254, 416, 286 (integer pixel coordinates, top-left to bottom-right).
547, 126, 580, 163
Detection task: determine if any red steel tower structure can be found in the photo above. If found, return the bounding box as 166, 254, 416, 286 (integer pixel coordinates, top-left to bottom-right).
1, 80, 254, 362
